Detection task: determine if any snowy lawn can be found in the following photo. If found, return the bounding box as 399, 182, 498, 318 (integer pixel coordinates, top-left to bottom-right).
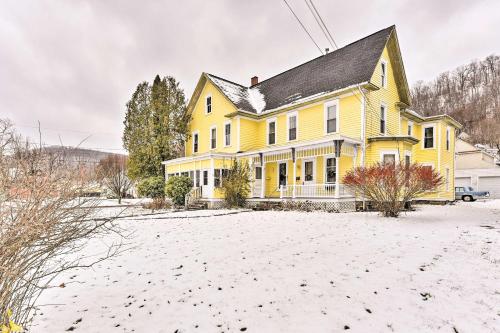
32, 201, 500, 332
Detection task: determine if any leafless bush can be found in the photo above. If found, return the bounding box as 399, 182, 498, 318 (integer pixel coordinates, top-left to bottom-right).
97, 154, 133, 203
344, 162, 444, 217
0, 119, 126, 329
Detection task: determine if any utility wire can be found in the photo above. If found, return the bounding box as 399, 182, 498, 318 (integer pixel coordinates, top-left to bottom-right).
282, 0, 323, 55
308, 0, 338, 49
303, 0, 335, 50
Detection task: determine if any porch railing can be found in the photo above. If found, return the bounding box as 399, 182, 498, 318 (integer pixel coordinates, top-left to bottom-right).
279, 184, 350, 198
185, 187, 202, 207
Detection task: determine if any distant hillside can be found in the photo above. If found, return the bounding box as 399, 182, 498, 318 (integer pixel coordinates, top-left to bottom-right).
411, 54, 500, 149
42, 146, 126, 166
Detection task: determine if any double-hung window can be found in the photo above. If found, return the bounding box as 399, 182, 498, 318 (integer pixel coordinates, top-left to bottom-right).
380, 104, 387, 134
288, 113, 297, 141
206, 95, 212, 114
383, 153, 396, 165
255, 166, 262, 180
193, 132, 199, 153
446, 127, 450, 151
407, 121, 413, 136
210, 126, 217, 149
325, 102, 338, 134
268, 120, 276, 145
224, 122, 231, 146
381, 60, 387, 88
424, 126, 434, 149
214, 169, 221, 187
325, 157, 336, 183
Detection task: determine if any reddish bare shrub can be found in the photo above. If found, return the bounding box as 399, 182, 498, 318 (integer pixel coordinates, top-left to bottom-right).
343, 162, 443, 217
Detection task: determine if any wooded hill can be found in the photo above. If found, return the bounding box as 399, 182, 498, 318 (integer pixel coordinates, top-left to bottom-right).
411, 54, 500, 149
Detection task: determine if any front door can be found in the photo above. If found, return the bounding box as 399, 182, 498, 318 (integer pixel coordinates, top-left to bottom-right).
278, 162, 287, 188
303, 160, 315, 184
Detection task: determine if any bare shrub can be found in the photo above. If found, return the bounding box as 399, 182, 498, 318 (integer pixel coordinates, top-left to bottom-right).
343, 162, 443, 217
97, 154, 133, 204
221, 159, 251, 207
0, 119, 126, 329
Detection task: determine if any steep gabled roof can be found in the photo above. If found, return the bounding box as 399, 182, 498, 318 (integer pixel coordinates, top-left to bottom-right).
193, 25, 409, 115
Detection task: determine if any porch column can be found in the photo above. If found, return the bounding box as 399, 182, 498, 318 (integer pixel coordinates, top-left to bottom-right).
334, 157, 340, 198
334, 140, 344, 198
260, 153, 265, 198
292, 148, 296, 198
209, 158, 215, 198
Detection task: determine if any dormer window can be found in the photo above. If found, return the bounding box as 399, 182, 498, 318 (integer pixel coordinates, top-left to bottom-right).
381, 60, 387, 88
206, 95, 212, 114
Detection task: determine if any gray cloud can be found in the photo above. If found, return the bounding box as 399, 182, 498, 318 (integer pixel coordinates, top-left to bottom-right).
1, 0, 498, 152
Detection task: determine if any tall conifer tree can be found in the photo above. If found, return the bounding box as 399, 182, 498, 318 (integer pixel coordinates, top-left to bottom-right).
123, 75, 189, 180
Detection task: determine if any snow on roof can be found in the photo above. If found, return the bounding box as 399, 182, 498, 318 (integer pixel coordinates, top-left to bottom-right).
207, 74, 266, 114
247, 87, 266, 114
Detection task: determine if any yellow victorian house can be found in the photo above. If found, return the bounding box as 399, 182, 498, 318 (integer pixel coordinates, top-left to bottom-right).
162, 26, 461, 209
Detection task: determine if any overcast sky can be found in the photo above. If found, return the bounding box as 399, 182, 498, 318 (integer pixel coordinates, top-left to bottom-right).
1, 0, 499, 153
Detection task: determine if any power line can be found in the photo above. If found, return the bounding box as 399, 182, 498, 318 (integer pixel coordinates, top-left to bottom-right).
308, 0, 339, 49
303, 0, 335, 50
282, 0, 323, 55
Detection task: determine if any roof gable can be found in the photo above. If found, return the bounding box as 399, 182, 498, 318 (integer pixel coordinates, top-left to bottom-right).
190, 26, 409, 115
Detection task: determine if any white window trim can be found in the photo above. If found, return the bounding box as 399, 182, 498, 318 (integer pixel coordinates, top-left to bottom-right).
407, 121, 413, 136
380, 102, 387, 135
276, 161, 288, 187
224, 120, 231, 147
381, 59, 388, 88
302, 158, 316, 183
446, 126, 451, 151
422, 123, 436, 149
205, 94, 212, 114
286, 111, 298, 142
266, 117, 277, 146
323, 155, 336, 184
209, 125, 217, 150
192, 130, 199, 154
324, 99, 340, 134
380, 149, 399, 164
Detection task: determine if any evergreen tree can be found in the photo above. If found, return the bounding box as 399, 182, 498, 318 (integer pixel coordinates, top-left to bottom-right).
123, 75, 189, 180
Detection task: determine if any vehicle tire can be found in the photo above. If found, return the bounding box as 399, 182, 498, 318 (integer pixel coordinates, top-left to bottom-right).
462, 195, 472, 202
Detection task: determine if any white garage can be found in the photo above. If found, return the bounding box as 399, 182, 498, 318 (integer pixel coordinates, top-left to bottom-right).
455, 177, 471, 187
478, 176, 500, 199
456, 168, 500, 199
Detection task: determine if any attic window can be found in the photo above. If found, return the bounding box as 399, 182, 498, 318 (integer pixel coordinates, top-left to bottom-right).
206, 95, 212, 114
381, 60, 387, 88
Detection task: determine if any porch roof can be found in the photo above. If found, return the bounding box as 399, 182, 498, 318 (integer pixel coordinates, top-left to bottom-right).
236, 135, 362, 158
367, 135, 419, 145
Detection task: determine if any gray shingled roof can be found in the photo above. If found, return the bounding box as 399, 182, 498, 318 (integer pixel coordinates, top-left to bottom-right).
207, 25, 395, 114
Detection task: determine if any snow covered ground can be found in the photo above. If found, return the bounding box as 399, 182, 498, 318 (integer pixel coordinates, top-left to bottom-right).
31, 201, 500, 332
